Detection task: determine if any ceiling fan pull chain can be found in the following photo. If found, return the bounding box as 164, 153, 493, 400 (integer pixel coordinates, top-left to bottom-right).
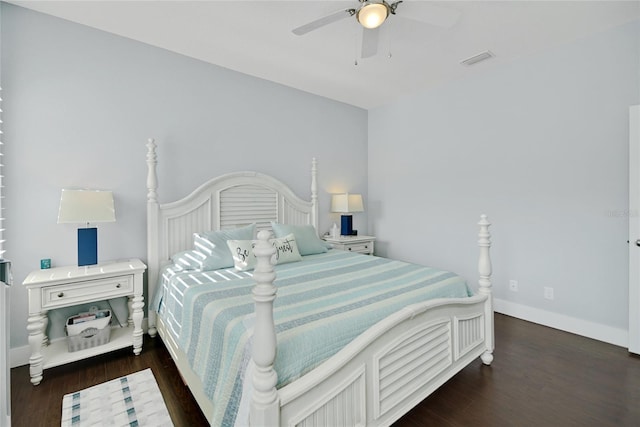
386, 18, 393, 59
354, 25, 360, 66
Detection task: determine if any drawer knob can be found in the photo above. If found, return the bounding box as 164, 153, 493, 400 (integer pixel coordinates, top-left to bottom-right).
57, 292, 64, 298
348, 247, 352, 251
364, 245, 368, 248
116, 283, 121, 288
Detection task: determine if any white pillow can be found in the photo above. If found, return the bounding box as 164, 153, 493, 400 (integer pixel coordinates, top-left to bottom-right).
226, 240, 257, 271
227, 233, 302, 271
271, 233, 303, 265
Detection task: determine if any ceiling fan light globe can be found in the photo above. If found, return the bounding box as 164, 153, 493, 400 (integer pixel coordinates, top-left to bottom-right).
357, 3, 389, 29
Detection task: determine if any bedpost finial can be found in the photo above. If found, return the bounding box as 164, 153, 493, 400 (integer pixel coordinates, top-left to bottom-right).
477, 214, 491, 246
146, 138, 158, 203
257, 229, 272, 241
146, 138, 157, 156
310, 157, 318, 232
477, 214, 492, 295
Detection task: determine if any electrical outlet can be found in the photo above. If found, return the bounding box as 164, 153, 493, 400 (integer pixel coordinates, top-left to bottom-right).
509, 280, 519, 292
544, 287, 554, 300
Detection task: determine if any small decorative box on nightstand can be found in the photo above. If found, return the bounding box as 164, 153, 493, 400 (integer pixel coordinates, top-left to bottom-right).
23, 259, 146, 385
323, 235, 376, 255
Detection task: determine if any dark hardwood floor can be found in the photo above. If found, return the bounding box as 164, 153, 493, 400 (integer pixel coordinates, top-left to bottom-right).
11, 314, 640, 426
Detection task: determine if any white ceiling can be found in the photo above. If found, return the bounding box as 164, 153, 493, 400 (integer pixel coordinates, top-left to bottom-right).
9, 1, 640, 109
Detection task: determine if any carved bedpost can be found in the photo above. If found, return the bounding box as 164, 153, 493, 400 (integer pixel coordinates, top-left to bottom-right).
250, 231, 280, 426
311, 158, 318, 233
477, 214, 494, 365
146, 138, 159, 337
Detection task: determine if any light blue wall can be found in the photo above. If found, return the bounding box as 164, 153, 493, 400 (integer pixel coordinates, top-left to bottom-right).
1, 3, 368, 349
4, 2, 638, 354
368, 20, 640, 336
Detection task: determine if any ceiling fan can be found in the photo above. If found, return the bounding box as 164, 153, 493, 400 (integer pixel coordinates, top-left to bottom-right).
292, 0, 461, 59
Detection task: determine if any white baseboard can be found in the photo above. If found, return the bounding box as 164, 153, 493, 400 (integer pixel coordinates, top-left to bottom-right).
10, 318, 150, 368
9, 345, 30, 369
494, 298, 628, 348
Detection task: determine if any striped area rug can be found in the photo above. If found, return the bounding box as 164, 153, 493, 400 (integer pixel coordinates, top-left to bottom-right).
61, 368, 173, 427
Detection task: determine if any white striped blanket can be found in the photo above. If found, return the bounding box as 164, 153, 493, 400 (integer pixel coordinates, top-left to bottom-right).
155, 250, 472, 426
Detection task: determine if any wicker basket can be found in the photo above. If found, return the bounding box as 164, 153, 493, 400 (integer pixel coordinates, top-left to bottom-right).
66, 310, 111, 352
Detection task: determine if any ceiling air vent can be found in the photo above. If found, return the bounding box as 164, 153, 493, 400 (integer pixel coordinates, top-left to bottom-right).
460, 50, 495, 66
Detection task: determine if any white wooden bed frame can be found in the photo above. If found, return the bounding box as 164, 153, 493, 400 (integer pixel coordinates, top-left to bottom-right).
145, 139, 494, 426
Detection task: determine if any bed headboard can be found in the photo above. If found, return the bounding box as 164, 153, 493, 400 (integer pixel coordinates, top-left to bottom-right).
145, 139, 318, 327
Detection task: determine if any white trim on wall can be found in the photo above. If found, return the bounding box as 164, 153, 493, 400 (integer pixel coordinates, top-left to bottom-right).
494, 299, 628, 348
9, 345, 29, 369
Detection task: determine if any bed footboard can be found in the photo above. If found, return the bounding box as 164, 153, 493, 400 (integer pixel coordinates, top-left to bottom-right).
250, 216, 493, 427
280, 297, 488, 426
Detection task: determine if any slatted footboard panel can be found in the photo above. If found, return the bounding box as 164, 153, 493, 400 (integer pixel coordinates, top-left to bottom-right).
454, 314, 485, 361
279, 300, 489, 427
289, 366, 366, 427
373, 319, 452, 419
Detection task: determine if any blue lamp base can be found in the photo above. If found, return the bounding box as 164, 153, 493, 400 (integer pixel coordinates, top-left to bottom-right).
340, 215, 356, 236
78, 227, 98, 266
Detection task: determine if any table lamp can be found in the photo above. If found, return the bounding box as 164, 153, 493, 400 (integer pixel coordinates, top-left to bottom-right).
58, 189, 116, 266
331, 193, 364, 236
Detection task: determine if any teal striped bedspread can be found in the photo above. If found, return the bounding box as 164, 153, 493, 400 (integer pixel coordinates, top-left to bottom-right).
154, 250, 472, 426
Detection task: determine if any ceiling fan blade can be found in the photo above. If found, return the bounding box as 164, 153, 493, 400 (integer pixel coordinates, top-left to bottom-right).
395, 1, 461, 28
361, 28, 380, 59
292, 9, 353, 36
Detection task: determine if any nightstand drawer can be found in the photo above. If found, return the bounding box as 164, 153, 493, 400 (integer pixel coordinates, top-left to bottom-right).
42, 275, 133, 308
344, 243, 373, 253
324, 235, 376, 255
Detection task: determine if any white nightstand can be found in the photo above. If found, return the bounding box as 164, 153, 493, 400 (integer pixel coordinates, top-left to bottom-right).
323, 235, 376, 255
22, 259, 146, 385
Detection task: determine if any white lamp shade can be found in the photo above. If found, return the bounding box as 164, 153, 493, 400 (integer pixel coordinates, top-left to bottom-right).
58, 189, 116, 224
331, 193, 364, 213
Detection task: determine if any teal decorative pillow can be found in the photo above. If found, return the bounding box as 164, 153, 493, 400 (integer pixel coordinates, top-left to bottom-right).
193, 223, 256, 271
271, 222, 327, 256
170, 249, 206, 271
227, 233, 302, 271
